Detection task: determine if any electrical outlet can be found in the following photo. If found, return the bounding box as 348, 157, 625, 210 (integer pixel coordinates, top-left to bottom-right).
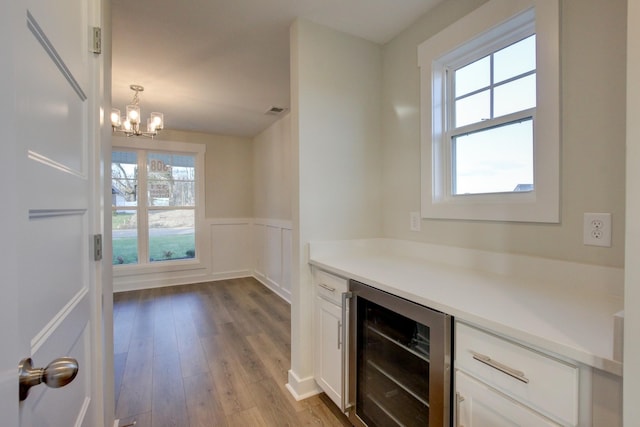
583, 213, 611, 247
410, 211, 421, 232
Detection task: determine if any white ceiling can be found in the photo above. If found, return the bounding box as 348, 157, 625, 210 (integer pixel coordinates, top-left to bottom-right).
111, 0, 444, 138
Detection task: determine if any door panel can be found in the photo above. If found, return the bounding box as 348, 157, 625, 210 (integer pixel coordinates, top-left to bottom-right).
5, 0, 101, 425
22, 11, 87, 179
25, 0, 89, 96
23, 213, 87, 342
21, 299, 91, 427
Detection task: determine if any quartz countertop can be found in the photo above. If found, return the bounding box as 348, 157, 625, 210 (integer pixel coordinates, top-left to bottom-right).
308, 239, 624, 376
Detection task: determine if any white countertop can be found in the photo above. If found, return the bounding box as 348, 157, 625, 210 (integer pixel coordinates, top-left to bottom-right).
308, 239, 624, 376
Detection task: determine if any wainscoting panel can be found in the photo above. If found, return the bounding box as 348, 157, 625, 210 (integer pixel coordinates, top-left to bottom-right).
254, 222, 266, 278
254, 219, 292, 302
266, 226, 283, 288
281, 228, 292, 297
210, 218, 252, 277
113, 218, 292, 300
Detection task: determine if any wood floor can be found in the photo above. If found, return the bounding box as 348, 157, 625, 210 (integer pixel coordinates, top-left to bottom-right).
113, 277, 351, 427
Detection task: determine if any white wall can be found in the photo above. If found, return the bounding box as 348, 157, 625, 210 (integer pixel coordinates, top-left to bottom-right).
253, 113, 292, 221
381, 0, 627, 268
252, 114, 294, 301
625, 1, 639, 425
155, 129, 254, 218
288, 18, 383, 398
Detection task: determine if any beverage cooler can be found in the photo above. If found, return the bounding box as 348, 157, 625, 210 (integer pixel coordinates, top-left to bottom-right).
347, 280, 452, 427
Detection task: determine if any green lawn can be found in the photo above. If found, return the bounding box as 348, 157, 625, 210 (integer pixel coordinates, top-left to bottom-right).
112, 212, 136, 230
113, 234, 195, 265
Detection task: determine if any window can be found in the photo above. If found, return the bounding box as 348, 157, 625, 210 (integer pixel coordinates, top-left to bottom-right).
111, 140, 204, 266
418, 0, 560, 222
451, 35, 535, 195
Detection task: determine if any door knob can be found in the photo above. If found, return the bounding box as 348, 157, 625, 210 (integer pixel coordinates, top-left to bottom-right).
18, 357, 79, 401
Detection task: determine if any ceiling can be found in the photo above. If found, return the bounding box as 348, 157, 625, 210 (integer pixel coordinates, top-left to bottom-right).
111, 0, 444, 138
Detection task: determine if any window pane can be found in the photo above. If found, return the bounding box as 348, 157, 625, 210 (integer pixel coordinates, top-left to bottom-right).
112, 210, 138, 265
148, 209, 195, 262
455, 90, 490, 127
147, 153, 196, 207
455, 56, 490, 97
494, 74, 536, 117
453, 119, 533, 195
112, 151, 138, 207
494, 35, 536, 83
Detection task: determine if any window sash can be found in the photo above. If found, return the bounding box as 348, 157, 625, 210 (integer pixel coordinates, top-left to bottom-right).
446, 35, 536, 133
112, 148, 200, 266
450, 116, 534, 195
448, 107, 535, 139
442, 21, 536, 198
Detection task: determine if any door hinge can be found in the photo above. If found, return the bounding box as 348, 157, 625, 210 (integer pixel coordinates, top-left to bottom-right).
93, 234, 103, 261
91, 27, 102, 54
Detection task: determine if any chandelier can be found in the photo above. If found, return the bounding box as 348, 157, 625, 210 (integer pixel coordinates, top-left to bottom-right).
111, 84, 164, 138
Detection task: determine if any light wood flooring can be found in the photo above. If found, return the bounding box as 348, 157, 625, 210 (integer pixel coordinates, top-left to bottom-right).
113, 277, 351, 427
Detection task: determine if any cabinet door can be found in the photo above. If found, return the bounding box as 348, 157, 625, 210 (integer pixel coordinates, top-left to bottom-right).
314, 295, 344, 408
456, 371, 560, 427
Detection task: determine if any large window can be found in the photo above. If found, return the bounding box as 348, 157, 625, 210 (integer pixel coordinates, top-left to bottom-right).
418, 0, 560, 222
112, 142, 204, 266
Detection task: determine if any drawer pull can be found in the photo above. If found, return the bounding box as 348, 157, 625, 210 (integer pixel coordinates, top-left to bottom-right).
471, 351, 529, 384
318, 283, 336, 292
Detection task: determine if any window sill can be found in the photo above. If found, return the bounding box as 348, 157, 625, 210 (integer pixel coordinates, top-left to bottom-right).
112, 258, 207, 277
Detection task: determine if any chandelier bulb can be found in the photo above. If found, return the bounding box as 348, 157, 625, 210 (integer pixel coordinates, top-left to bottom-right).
110, 108, 121, 127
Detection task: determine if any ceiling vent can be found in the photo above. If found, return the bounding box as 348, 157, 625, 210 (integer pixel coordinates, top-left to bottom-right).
265, 106, 287, 115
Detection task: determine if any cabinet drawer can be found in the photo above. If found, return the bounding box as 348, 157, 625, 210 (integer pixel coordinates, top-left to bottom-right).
456, 322, 578, 426
314, 269, 348, 304
456, 371, 561, 427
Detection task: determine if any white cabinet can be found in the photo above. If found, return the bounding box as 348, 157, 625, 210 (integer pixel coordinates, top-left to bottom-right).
312, 268, 348, 409
456, 371, 561, 427
455, 321, 578, 426
314, 295, 343, 405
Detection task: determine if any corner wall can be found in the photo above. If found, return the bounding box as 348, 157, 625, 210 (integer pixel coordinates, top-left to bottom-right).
289, 18, 383, 398
252, 115, 294, 300
253, 113, 292, 221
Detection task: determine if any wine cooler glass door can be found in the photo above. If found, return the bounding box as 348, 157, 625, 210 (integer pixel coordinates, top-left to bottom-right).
348, 281, 451, 427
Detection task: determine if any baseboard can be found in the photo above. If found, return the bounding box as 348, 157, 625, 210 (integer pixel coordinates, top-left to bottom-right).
113, 270, 253, 293
253, 273, 291, 303
286, 369, 322, 401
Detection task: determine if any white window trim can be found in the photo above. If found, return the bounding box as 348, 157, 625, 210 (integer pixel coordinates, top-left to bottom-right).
418, 0, 560, 222
112, 137, 207, 275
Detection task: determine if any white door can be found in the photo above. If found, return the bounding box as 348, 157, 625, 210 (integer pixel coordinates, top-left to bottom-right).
0, 0, 104, 426
314, 295, 343, 407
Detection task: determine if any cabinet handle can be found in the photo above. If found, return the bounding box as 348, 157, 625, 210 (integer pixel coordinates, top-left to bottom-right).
341, 291, 353, 412
471, 351, 529, 384
319, 283, 336, 292
337, 321, 341, 349
456, 392, 465, 427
